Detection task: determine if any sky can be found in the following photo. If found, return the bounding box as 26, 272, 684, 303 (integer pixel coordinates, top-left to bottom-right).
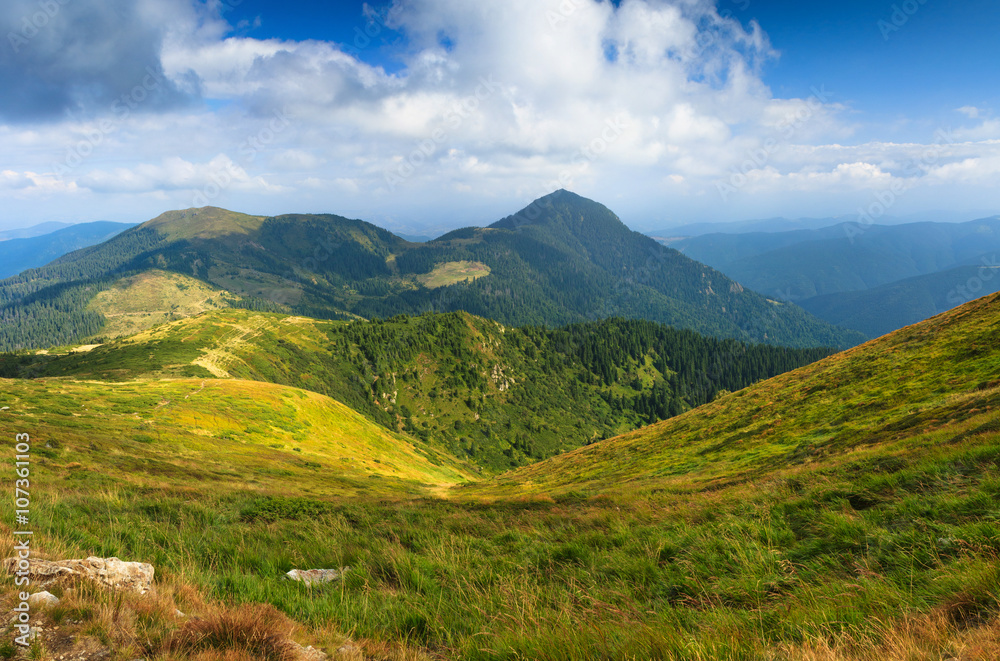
1, 0, 999, 235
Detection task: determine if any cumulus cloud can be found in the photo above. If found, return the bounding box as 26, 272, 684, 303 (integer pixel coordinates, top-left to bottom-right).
0, 0, 203, 122
79, 155, 284, 196
0, 169, 80, 195
0, 0, 997, 229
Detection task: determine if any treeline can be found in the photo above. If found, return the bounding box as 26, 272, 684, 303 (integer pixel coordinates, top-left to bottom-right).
0, 227, 170, 352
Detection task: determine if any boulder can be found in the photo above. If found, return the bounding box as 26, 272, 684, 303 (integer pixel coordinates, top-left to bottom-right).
285, 567, 349, 587
4, 556, 154, 594
28, 591, 60, 609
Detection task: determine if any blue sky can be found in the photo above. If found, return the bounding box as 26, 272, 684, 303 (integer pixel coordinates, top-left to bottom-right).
221, 0, 1000, 134
1, 0, 998, 234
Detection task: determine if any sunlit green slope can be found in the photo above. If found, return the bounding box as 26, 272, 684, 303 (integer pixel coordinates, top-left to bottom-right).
473, 290, 1000, 497
1, 308, 832, 471
0, 377, 472, 498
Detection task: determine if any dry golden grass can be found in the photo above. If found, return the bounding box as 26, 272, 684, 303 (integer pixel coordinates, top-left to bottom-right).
165, 603, 299, 661
778, 612, 1000, 661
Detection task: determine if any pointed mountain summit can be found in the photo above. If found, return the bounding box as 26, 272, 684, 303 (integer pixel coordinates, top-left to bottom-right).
0, 192, 864, 352
492, 189, 629, 235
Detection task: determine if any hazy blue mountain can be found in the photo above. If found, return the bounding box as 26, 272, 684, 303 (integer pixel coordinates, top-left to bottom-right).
649, 217, 851, 239
0, 221, 74, 241
648, 210, 995, 239
799, 261, 1000, 338
397, 233, 433, 243
0, 221, 136, 279
668, 217, 1000, 302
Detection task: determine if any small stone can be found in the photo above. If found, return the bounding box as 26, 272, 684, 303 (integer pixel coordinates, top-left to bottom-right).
334, 642, 361, 658
285, 567, 349, 587
293, 643, 329, 661
29, 591, 60, 609
174, 609, 186, 618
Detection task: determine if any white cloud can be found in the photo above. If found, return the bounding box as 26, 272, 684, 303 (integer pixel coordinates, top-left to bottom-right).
0, 170, 80, 195
272, 149, 327, 171
0, 0, 998, 230
954, 120, 1000, 141
79, 156, 284, 195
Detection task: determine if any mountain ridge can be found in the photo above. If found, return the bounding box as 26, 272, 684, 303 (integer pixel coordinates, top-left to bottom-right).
0, 192, 864, 352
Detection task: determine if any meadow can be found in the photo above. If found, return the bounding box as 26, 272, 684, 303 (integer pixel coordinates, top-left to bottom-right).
0, 294, 998, 660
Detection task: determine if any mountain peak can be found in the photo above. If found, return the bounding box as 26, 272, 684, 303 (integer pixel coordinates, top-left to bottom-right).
489, 190, 627, 235
141, 207, 266, 241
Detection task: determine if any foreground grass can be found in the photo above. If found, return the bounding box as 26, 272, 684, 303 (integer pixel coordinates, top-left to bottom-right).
2, 442, 998, 659
1, 295, 998, 659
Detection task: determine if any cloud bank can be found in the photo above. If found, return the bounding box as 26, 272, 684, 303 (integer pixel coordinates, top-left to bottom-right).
1, 0, 997, 231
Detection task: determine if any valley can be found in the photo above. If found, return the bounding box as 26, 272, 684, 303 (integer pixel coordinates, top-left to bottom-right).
0, 194, 996, 660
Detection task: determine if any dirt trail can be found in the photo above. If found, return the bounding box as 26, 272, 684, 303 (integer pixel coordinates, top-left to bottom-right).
193, 318, 271, 377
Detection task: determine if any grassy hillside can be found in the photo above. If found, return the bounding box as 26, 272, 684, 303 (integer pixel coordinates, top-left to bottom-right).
473, 290, 1000, 497
0, 192, 864, 352
0, 296, 997, 659
0, 376, 471, 498
87, 270, 242, 338
0, 309, 832, 471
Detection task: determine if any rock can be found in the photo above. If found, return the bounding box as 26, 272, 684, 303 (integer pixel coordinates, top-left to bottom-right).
3, 556, 154, 594
291, 642, 329, 660
174, 609, 186, 618
28, 591, 60, 609
285, 567, 349, 587
334, 642, 363, 659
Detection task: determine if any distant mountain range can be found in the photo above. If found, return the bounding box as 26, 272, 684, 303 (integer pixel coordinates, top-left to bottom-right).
0, 221, 135, 279
648, 209, 996, 238
0, 220, 74, 241
665, 216, 1000, 337
0, 190, 863, 352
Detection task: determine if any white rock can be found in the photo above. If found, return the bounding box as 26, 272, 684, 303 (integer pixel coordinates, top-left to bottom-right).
292, 643, 330, 660
285, 567, 349, 587
4, 556, 154, 594
28, 591, 60, 609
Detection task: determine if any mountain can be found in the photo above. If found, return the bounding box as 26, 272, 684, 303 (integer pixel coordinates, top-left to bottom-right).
798, 261, 1000, 338
1, 288, 996, 659
666, 216, 1000, 337
0, 376, 473, 497
650, 215, 853, 238
0, 191, 863, 352
0, 220, 135, 278
0, 220, 74, 241
670, 217, 1000, 302
650, 210, 993, 239
397, 232, 434, 243
0, 308, 831, 471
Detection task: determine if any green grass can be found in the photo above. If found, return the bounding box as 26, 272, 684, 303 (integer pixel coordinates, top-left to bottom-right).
86, 269, 240, 339
0, 377, 472, 498
144, 207, 267, 241
1, 294, 998, 659
0, 309, 832, 473
416, 261, 492, 289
